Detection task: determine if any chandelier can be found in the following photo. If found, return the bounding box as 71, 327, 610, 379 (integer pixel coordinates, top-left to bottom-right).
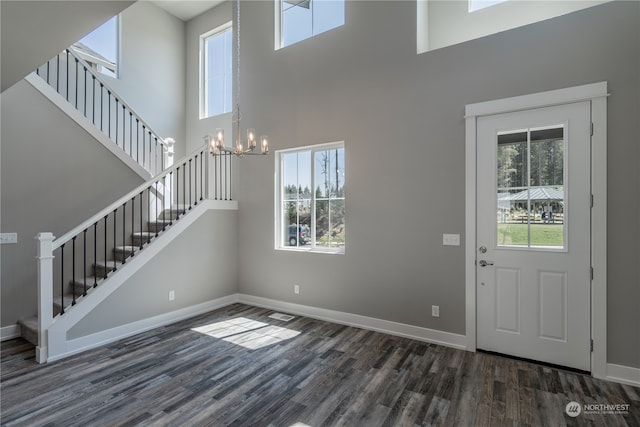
207, 0, 268, 157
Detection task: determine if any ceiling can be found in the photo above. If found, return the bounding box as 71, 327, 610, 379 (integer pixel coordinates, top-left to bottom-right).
151, 0, 226, 21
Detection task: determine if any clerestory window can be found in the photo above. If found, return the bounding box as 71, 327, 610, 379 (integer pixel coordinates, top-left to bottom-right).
276, 0, 345, 49
200, 23, 233, 119
276, 142, 345, 253
75, 16, 119, 78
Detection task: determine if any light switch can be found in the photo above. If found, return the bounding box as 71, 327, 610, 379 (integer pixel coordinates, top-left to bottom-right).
0, 233, 17, 244
442, 234, 460, 246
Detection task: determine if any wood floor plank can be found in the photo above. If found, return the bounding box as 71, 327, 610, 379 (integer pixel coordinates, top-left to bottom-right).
1, 303, 638, 426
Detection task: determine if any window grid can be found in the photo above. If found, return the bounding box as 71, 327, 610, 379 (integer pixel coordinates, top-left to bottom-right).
277, 142, 345, 253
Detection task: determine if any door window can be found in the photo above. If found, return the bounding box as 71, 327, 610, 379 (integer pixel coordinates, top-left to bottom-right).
496, 126, 565, 249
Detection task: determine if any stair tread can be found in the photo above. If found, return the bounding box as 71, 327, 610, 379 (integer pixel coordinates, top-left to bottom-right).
18, 316, 38, 329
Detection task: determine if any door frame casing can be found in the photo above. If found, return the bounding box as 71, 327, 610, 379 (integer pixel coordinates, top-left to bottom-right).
464, 82, 608, 379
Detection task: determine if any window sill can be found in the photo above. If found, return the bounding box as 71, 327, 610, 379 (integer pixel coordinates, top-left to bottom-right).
276, 246, 345, 255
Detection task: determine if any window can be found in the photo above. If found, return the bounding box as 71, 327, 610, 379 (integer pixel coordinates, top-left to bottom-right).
417, 0, 612, 53
200, 23, 233, 119
276, 142, 345, 253
75, 16, 119, 78
468, 0, 508, 13
277, 0, 345, 49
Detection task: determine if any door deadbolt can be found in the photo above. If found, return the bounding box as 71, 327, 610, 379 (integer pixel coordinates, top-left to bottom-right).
479, 246, 487, 253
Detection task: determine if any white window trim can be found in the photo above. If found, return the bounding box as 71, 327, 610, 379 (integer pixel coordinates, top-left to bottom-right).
199, 22, 232, 120
275, 141, 345, 254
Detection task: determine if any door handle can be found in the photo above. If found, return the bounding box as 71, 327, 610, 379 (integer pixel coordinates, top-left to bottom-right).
479, 260, 494, 267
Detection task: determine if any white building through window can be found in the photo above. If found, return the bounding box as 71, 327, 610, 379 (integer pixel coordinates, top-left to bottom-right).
276, 142, 345, 253
277, 0, 345, 49
201, 23, 233, 119
74, 16, 119, 78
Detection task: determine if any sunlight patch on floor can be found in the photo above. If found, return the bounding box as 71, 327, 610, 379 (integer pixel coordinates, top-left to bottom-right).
191, 317, 300, 350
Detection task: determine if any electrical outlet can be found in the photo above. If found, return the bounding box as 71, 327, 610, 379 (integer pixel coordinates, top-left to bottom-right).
168, 290, 175, 301
294, 285, 300, 294
432, 305, 440, 317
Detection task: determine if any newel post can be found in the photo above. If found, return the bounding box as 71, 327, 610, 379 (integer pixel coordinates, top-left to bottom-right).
163, 138, 175, 210
35, 232, 55, 363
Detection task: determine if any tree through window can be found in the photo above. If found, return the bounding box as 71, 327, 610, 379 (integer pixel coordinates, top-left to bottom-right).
277, 142, 345, 252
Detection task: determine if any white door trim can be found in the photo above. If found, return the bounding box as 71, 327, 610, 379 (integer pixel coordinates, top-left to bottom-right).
464, 82, 608, 379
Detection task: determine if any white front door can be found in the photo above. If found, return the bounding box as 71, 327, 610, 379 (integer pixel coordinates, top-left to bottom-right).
476, 101, 592, 371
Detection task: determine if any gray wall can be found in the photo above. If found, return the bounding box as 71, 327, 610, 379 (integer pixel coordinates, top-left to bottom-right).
107, 1, 187, 158
0, 1, 188, 329
69, 209, 238, 339
1, 0, 134, 92
236, 1, 639, 368
1, 81, 144, 326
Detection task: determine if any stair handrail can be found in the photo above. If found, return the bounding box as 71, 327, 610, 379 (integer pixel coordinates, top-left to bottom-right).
50, 144, 207, 251
34, 145, 233, 362
35, 47, 168, 175
65, 47, 168, 153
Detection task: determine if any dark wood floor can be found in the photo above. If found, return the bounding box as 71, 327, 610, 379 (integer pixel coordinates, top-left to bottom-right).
1, 304, 638, 426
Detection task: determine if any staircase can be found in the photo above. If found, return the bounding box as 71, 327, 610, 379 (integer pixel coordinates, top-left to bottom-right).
15, 44, 236, 363
18, 204, 185, 345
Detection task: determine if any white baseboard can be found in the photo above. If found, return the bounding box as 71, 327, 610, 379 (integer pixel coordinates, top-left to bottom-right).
1, 324, 21, 341
236, 294, 468, 351
46, 295, 237, 363
606, 363, 640, 387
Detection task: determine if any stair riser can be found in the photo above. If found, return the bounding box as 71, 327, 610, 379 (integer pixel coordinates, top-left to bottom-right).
147, 222, 172, 233
93, 264, 116, 279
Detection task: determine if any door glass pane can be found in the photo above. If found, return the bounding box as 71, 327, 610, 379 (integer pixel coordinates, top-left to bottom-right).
496, 127, 565, 249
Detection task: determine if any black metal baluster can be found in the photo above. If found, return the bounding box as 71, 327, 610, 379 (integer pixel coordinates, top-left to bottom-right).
83, 66, 87, 117
129, 113, 133, 157
148, 131, 153, 170
214, 154, 218, 200
189, 159, 192, 210
56, 53, 60, 92
123, 105, 126, 152
229, 152, 232, 200
200, 152, 204, 201
225, 153, 229, 201
100, 83, 104, 131
136, 119, 140, 162
194, 155, 198, 206
66, 50, 69, 101
103, 216, 108, 279
183, 163, 186, 215
131, 196, 135, 257
83, 229, 88, 296
74, 57, 79, 109
93, 223, 98, 287
154, 137, 158, 172
92, 76, 96, 124
169, 171, 174, 226
60, 243, 65, 315
154, 181, 159, 237
115, 98, 119, 146
72, 236, 76, 306
162, 175, 166, 231
147, 188, 152, 244
46, 60, 50, 84
140, 191, 144, 249
142, 125, 146, 167
113, 208, 117, 272
176, 167, 180, 219
108, 92, 112, 139
122, 202, 126, 264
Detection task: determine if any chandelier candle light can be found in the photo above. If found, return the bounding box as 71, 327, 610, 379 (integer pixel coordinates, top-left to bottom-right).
207, 0, 268, 157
